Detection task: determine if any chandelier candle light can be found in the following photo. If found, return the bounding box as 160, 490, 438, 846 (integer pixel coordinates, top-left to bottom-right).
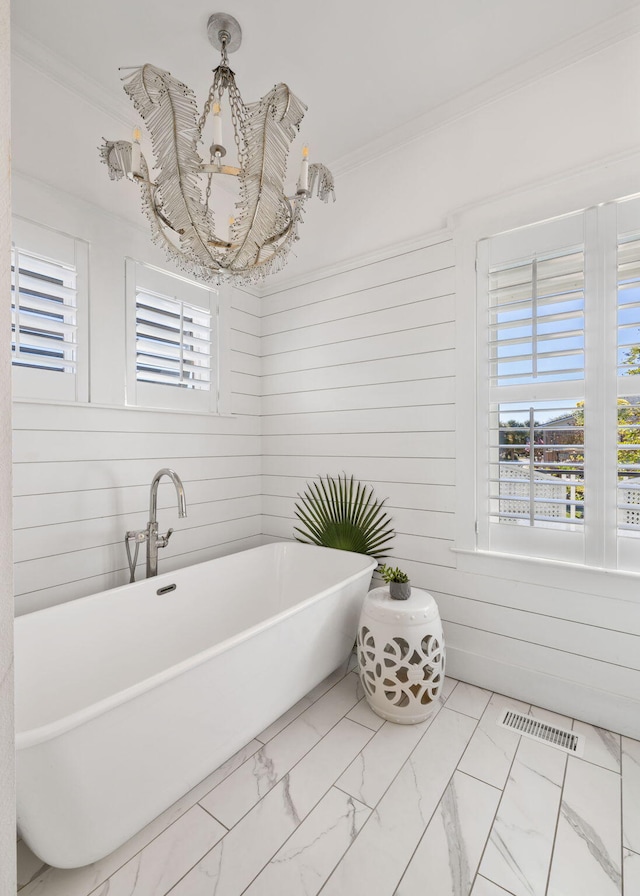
100, 12, 334, 286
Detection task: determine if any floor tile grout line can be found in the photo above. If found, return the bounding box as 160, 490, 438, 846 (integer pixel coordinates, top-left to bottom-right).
250, 657, 354, 746
291, 793, 374, 896
332, 781, 375, 809
318, 697, 484, 896
391, 708, 485, 895
341, 713, 384, 735
346, 700, 444, 810
195, 679, 376, 840
576, 754, 623, 774
443, 683, 492, 720
234, 786, 373, 896
164, 834, 224, 896
196, 801, 229, 831
453, 768, 504, 795
255, 661, 357, 745
190, 740, 265, 806
228, 700, 380, 896
340, 678, 462, 809
476, 875, 519, 896
82, 804, 228, 896
201, 666, 362, 820
30, 742, 263, 896
25, 728, 268, 896
467, 702, 526, 896
98, 660, 364, 896
204, 677, 374, 831
20, 664, 358, 896
22, 672, 638, 896
317, 682, 466, 826
314, 704, 455, 895
543, 734, 571, 896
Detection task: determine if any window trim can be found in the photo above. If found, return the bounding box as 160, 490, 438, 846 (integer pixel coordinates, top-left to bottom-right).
477, 201, 640, 570
125, 258, 231, 414
452, 152, 640, 591
477, 213, 591, 565
11, 216, 89, 403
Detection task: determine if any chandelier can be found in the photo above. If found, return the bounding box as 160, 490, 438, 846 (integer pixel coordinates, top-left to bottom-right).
100, 12, 334, 286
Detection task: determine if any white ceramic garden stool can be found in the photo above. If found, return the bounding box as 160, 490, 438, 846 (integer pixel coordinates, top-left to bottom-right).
357, 586, 445, 724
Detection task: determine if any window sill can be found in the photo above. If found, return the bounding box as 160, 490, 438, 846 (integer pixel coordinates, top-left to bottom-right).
12, 397, 238, 419
452, 547, 640, 604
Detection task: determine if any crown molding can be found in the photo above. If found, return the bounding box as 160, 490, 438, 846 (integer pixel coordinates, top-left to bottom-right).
447, 146, 640, 236
331, 5, 640, 178
14, 7, 640, 183
11, 26, 133, 129
11, 8, 640, 301
261, 147, 640, 298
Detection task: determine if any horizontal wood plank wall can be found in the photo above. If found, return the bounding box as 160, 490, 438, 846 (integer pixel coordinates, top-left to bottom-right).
13, 290, 262, 615
260, 235, 457, 572
260, 234, 640, 739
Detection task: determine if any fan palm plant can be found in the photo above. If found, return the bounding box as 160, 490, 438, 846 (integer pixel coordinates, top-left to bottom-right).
293, 473, 394, 561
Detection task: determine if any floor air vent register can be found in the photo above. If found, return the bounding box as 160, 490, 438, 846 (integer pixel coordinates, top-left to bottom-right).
498, 708, 585, 756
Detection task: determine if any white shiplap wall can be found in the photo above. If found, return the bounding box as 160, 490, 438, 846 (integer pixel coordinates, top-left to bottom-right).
260, 231, 640, 740
12, 288, 262, 616
261, 234, 456, 575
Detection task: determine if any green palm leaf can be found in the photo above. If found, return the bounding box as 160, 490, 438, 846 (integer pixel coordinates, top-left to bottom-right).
293, 473, 394, 561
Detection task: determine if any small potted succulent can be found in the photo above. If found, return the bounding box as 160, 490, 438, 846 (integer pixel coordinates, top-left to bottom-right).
379, 564, 411, 601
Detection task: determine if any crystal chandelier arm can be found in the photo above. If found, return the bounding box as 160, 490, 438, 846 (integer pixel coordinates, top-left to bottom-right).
232, 83, 306, 272
121, 65, 221, 271
307, 163, 335, 203
99, 139, 221, 281
99, 138, 133, 182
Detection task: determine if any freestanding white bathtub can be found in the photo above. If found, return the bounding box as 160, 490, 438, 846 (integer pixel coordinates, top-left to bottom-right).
15, 542, 376, 868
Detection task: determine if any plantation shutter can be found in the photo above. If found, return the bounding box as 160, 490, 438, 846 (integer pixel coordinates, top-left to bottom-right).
11, 247, 77, 374
126, 259, 220, 413
488, 250, 585, 389
135, 288, 212, 391
478, 211, 586, 563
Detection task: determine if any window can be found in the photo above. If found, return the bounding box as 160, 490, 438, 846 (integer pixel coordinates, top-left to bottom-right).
12, 247, 78, 372
11, 218, 89, 402
476, 196, 640, 572
125, 259, 227, 413
135, 289, 212, 391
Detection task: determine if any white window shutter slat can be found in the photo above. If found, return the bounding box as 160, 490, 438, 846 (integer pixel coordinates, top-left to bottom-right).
135, 289, 211, 392
11, 247, 78, 374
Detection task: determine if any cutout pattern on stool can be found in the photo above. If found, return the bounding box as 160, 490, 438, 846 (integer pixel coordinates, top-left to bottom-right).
357, 625, 444, 710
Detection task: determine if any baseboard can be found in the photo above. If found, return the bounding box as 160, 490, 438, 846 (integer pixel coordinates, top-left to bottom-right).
446, 645, 640, 740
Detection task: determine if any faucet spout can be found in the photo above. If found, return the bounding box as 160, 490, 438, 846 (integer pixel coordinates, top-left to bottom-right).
146, 468, 188, 578
149, 468, 187, 524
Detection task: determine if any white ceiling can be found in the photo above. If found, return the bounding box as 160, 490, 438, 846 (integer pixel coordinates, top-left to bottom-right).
11, 0, 640, 170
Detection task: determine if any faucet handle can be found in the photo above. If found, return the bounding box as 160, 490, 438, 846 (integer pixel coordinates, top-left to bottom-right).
157, 527, 174, 549
126, 529, 148, 544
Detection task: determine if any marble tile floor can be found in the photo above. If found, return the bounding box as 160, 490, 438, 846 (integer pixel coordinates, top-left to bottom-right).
16, 656, 640, 896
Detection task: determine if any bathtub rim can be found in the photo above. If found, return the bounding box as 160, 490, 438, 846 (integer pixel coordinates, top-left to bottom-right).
15, 543, 376, 750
